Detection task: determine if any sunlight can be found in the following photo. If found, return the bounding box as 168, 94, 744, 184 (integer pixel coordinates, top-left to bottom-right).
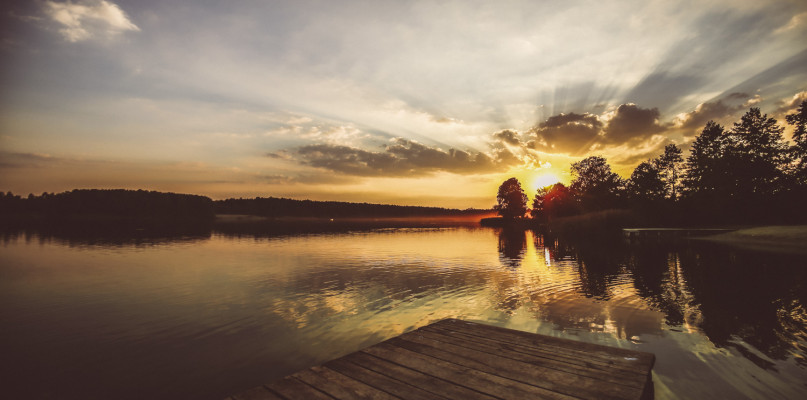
533, 172, 561, 190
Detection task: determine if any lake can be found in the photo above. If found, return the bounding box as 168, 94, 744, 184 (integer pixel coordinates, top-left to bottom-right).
1, 226, 806, 399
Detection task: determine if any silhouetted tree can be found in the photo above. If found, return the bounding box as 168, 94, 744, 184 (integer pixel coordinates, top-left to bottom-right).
627, 161, 666, 203
786, 100, 807, 185
532, 182, 577, 221
570, 156, 624, 212
727, 107, 789, 196
494, 178, 528, 220
654, 144, 683, 200
682, 121, 729, 198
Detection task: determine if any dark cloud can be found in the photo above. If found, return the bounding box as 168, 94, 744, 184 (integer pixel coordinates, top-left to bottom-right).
528, 112, 602, 155
603, 104, 663, 143
675, 92, 757, 130
265, 151, 292, 160
677, 101, 733, 129
527, 106, 665, 155
289, 137, 524, 176
492, 129, 523, 146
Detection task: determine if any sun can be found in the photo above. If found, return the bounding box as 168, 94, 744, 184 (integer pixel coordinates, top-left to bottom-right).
533, 172, 561, 190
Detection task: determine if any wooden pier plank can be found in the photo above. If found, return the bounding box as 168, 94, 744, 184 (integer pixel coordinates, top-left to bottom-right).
433, 319, 654, 362
429, 319, 655, 371
291, 366, 398, 400
342, 351, 498, 400
263, 376, 334, 400
416, 325, 644, 386
391, 331, 643, 399
229, 318, 655, 400
324, 357, 446, 400
362, 341, 576, 400
423, 323, 649, 377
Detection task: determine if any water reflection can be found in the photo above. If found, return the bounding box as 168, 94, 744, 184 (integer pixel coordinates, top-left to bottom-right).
676, 245, 807, 366
1, 227, 805, 399
496, 227, 526, 267
1, 227, 211, 248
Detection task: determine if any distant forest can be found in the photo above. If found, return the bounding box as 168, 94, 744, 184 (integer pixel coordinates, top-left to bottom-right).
0, 188, 484, 224
501, 102, 807, 227
0, 189, 215, 226
214, 197, 483, 218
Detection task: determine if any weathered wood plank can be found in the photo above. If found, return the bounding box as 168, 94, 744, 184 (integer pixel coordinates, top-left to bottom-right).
324, 357, 446, 400
231, 385, 284, 400
364, 341, 577, 400
391, 332, 644, 399
421, 324, 647, 381
431, 319, 653, 362
263, 376, 334, 400
344, 351, 496, 400
291, 365, 399, 400
228, 318, 656, 400
430, 319, 654, 371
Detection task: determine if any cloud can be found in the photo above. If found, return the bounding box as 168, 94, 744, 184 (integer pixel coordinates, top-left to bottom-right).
602, 104, 664, 144
0, 152, 59, 169
609, 135, 673, 167
775, 11, 807, 34
42, 0, 139, 42
672, 92, 760, 130
288, 137, 531, 177
776, 91, 807, 114
262, 174, 295, 185
528, 113, 603, 155
492, 129, 523, 146
526, 105, 667, 156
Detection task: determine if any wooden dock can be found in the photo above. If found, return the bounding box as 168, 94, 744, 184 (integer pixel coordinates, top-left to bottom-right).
227, 319, 655, 400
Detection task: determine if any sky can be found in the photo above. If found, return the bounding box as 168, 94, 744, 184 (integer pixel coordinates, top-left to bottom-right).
1, 0, 806, 209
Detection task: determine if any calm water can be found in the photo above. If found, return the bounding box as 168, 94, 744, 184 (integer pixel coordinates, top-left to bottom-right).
1, 227, 806, 399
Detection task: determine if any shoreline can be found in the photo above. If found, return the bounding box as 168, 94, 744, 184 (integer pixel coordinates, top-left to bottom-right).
694, 225, 807, 254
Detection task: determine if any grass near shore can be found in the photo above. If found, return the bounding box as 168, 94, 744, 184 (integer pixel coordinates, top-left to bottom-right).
697, 225, 807, 253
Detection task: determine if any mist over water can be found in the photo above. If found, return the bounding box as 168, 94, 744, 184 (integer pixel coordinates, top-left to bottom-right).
1, 227, 806, 399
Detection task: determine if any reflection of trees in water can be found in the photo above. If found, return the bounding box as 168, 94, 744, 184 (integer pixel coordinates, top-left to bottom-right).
540, 234, 626, 300
677, 245, 807, 365
536, 234, 576, 262
535, 234, 807, 365
543, 236, 664, 339
1, 228, 212, 248
627, 245, 700, 327
496, 228, 526, 268
624, 241, 807, 365
573, 240, 626, 300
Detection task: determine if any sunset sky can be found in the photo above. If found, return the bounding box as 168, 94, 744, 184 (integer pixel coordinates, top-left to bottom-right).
1, 0, 806, 209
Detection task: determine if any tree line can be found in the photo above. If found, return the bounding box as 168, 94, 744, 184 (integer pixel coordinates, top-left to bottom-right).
0, 189, 216, 221
0, 189, 485, 223
215, 197, 485, 218
496, 101, 807, 226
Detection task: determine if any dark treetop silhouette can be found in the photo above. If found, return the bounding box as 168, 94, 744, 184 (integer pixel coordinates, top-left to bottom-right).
528, 102, 807, 228
494, 177, 528, 220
